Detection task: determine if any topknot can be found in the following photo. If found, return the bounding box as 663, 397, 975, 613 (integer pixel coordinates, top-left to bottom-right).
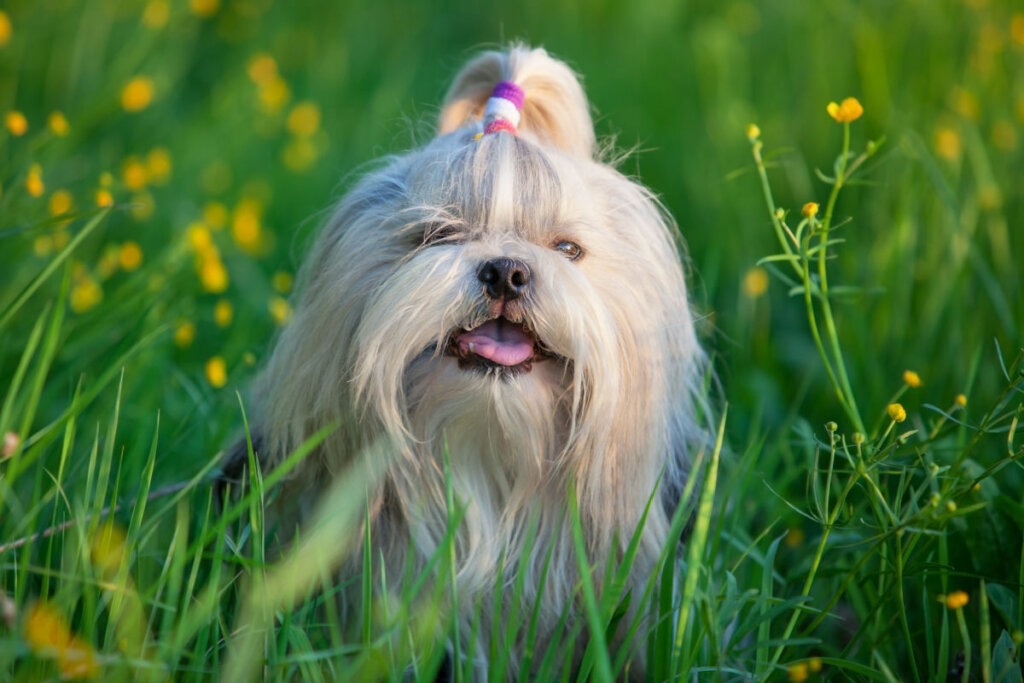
437, 45, 596, 159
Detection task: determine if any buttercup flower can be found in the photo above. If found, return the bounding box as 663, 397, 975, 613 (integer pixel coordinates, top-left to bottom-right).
26, 164, 45, 197
742, 267, 769, 298
788, 662, 809, 682
801, 202, 819, 218
121, 77, 154, 112
174, 322, 196, 348
49, 190, 73, 217
5, 110, 27, 136
903, 370, 921, 387
955, 394, 967, 408
0, 11, 11, 47
214, 299, 233, 327
826, 97, 863, 123
205, 356, 227, 387
745, 123, 760, 141
119, 242, 143, 271
887, 403, 907, 423
48, 111, 69, 136
944, 591, 969, 609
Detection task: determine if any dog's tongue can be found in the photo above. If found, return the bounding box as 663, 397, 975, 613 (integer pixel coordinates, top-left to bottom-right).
457, 319, 534, 366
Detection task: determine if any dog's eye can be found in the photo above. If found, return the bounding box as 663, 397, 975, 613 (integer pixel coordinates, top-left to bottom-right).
422, 224, 461, 246
553, 240, 583, 261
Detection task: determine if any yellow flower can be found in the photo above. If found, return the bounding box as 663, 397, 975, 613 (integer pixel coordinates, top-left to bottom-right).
955, 393, 967, 408
946, 500, 957, 512
190, 0, 220, 17
173, 321, 196, 348
121, 77, 154, 112
24, 601, 100, 679
186, 222, 213, 252
903, 370, 921, 388
142, 0, 170, 28
887, 403, 907, 423
33, 235, 54, 257
801, 202, 819, 219
130, 191, 155, 221
742, 266, 769, 299
59, 636, 100, 679
48, 111, 69, 136
269, 296, 292, 325
745, 123, 760, 141
287, 101, 322, 138
205, 356, 227, 388
2, 431, 19, 459
808, 657, 822, 673
27, 164, 44, 197
95, 188, 114, 207
97, 246, 120, 279
258, 76, 291, 112
4, 110, 26, 136
992, 120, 1017, 152
945, 591, 969, 609
119, 242, 143, 271
70, 277, 103, 313
282, 137, 319, 172
232, 198, 262, 253
787, 662, 809, 682
24, 601, 72, 653
202, 201, 228, 229
826, 97, 864, 123
0, 11, 11, 47
122, 156, 148, 190
90, 521, 127, 575
1012, 14, 1024, 45
214, 299, 233, 327
146, 147, 172, 185
272, 271, 293, 293
199, 258, 229, 293
49, 189, 73, 217
935, 127, 962, 161
248, 54, 278, 84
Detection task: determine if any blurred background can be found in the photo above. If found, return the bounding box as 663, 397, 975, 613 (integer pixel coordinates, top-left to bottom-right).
1, 0, 1021, 489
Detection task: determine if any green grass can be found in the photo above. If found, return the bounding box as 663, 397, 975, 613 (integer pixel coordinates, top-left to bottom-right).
2, 0, 1023, 679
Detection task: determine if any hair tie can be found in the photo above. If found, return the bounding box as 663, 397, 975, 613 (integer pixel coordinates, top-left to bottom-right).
479, 80, 525, 138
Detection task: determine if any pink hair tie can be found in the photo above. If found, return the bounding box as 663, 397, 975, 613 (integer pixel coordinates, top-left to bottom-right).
481, 80, 525, 137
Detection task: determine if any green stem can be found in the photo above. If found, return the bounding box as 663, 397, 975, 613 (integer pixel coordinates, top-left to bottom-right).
896, 535, 921, 683
768, 473, 859, 668
752, 140, 803, 278
817, 121, 866, 434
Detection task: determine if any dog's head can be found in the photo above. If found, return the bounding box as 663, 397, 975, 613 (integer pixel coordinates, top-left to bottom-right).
258, 47, 705, 528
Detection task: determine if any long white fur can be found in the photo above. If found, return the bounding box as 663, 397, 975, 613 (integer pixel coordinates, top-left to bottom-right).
252, 45, 707, 671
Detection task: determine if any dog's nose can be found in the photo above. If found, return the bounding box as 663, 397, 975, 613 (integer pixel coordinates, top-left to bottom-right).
478, 258, 531, 300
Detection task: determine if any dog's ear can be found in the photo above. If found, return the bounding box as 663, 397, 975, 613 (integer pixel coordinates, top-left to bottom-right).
437, 45, 596, 159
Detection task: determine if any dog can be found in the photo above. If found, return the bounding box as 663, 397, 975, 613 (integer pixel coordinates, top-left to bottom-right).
224, 45, 707, 675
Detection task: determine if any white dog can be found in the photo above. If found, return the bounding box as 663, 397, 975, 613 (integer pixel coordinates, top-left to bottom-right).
227, 45, 707, 674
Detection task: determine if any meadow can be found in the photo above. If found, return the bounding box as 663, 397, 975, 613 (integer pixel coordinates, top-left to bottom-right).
1, 0, 1023, 680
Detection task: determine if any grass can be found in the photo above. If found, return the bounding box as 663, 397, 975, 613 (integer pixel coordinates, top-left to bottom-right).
2, 0, 1023, 680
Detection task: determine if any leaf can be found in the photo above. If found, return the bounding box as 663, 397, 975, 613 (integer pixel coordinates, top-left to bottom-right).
991, 630, 1023, 683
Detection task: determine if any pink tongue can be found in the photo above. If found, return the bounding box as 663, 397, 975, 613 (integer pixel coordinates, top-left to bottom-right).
457, 319, 535, 366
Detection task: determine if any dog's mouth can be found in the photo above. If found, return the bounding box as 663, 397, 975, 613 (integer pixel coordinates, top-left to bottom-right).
446, 317, 556, 375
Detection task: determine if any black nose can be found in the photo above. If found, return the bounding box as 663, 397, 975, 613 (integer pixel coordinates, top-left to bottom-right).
477, 258, 531, 300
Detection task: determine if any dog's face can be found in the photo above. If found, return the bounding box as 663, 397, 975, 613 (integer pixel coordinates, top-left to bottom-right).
324, 131, 691, 465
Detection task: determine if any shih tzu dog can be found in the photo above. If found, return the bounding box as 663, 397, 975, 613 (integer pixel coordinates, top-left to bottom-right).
226, 45, 707, 673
